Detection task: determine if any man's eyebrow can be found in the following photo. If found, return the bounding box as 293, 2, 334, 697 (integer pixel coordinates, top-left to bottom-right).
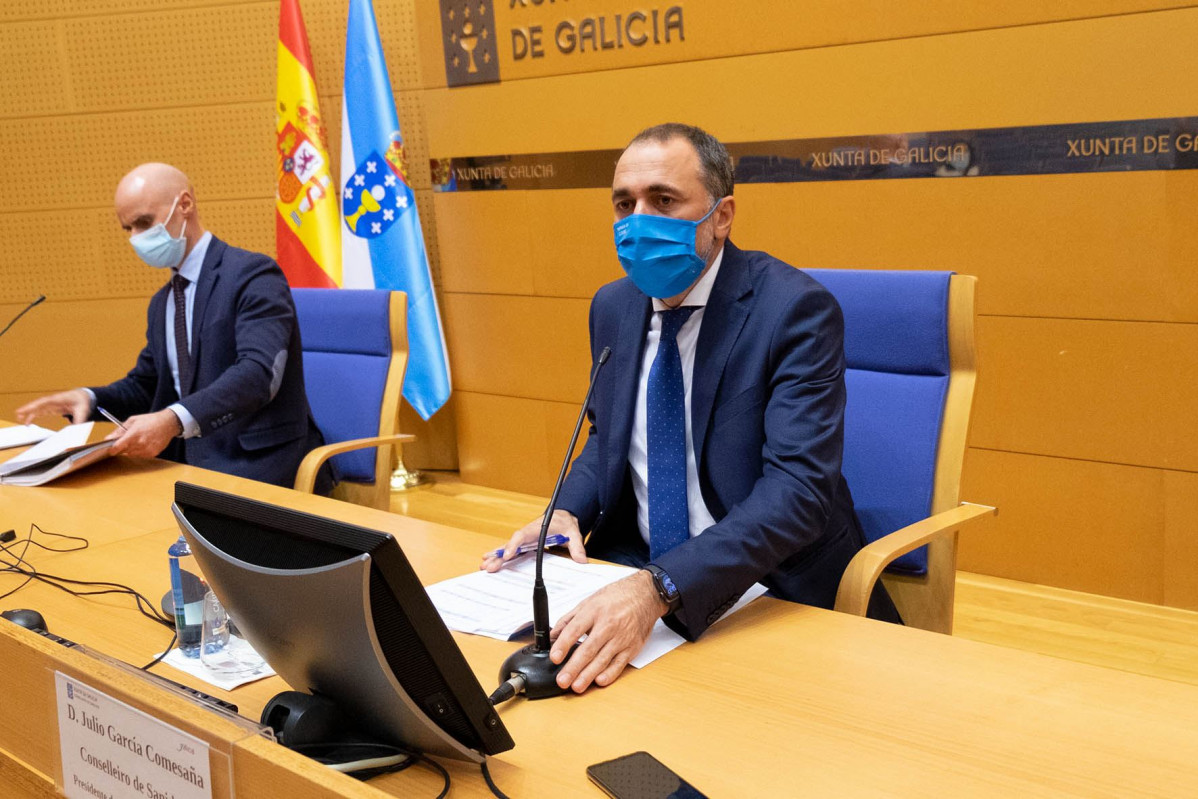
611, 182, 683, 200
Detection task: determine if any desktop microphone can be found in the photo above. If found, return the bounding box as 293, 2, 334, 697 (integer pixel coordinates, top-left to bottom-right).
0, 295, 46, 340
497, 345, 611, 700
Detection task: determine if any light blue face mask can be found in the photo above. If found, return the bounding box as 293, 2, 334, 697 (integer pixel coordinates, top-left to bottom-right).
129, 196, 187, 269
613, 200, 721, 298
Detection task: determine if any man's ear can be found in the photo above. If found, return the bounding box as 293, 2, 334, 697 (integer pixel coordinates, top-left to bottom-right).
714, 196, 736, 237
177, 191, 196, 218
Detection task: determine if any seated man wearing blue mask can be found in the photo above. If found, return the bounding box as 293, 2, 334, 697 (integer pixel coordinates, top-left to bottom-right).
17, 162, 329, 492
483, 123, 899, 693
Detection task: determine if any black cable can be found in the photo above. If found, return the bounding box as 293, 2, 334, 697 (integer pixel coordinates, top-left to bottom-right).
489, 674, 525, 705
481, 759, 511, 799
0, 525, 172, 625
0, 523, 174, 631
140, 629, 177, 671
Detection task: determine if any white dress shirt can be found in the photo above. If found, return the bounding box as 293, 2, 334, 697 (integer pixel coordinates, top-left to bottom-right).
628, 246, 724, 547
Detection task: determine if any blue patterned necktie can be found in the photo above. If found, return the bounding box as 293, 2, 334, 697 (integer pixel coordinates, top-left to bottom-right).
648, 306, 698, 559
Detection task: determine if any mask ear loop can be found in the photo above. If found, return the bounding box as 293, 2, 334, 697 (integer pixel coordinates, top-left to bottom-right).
695, 198, 724, 263
164, 195, 189, 243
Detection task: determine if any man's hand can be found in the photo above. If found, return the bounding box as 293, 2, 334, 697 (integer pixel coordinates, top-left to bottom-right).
105, 409, 181, 458
481, 509, 586, 572
15, 390, 92, 425
549, 570, 667, 693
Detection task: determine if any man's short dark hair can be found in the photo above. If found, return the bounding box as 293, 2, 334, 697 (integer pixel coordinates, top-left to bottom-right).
627, 123, 734, 201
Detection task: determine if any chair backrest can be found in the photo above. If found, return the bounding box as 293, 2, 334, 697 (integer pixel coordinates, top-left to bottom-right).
805, 270, 977, 630
292, 289, 408, 493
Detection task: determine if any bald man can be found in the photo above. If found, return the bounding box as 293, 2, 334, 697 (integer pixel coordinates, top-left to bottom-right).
17, 163, 330, 491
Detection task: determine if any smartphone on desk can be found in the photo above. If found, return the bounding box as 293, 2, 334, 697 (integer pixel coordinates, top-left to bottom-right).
587, 751, 709, 799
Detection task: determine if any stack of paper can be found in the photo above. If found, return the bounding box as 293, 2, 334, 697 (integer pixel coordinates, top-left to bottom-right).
0, 422, 116, 486
0, 424, 54, 450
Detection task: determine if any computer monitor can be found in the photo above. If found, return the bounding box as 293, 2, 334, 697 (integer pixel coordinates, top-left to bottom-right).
170, 481, 514, 763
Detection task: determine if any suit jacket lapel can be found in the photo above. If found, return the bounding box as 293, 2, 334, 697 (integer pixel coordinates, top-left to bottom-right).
186, 237, 225, 395
603, 289, 651, 498
692, 241, 754, 466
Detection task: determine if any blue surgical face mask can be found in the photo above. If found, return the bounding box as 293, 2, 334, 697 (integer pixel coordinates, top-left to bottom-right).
129, 196, 187, 269
614, 200, 721, 298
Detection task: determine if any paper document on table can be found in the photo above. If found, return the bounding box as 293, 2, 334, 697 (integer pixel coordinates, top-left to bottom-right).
630, 582, 769, 669
0, 424, 54, 450
426, 554, 769, 669
426, 554, 635, 640
0, 422, 117, 486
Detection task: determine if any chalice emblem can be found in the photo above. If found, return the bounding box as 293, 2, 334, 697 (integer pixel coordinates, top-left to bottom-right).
459, 21, 479, 74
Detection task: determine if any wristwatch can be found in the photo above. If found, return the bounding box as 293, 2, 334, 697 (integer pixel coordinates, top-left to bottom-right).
644, 564, 681, 614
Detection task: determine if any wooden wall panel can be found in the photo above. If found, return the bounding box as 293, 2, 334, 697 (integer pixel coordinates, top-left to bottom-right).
1163, 472, 1198, 610
441, 293, 591, 402
0, 299, 149, 393
958, 448, 1165, 604
435, 188, 620, 299
971, 316, 1198, 471
425, 8, 1198, 155
413, 0, 1191, 87
735, 173, 1197, 324
455, 390, 584, 495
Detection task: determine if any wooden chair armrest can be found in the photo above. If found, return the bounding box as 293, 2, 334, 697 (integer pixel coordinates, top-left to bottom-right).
293, 434, 416, 494
834, 502, 997, 617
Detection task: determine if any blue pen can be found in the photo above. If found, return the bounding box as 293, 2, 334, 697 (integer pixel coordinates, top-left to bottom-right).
490, 533, 569, 559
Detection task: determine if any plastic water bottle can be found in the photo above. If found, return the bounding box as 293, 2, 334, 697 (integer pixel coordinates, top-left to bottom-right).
168, 534, 204, 657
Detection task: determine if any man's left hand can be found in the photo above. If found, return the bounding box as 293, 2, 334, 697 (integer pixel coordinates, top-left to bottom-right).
549, 570, 667, 693
105, 409, 181, 458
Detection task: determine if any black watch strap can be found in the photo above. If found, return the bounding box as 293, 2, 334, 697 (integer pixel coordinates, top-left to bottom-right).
644, 564, 681, 613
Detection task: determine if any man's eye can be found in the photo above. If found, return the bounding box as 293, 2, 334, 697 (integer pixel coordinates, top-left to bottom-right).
658, 197, 673, 207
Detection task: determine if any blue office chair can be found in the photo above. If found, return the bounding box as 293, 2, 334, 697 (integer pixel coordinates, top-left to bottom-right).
804, 270, 996, 634
291, 289, 414, 511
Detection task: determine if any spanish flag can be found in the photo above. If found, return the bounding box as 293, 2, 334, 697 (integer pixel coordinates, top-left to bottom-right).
276, 0, 341, 288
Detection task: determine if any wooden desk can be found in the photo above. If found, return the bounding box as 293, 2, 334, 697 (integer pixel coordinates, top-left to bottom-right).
3, 454, 1198, 797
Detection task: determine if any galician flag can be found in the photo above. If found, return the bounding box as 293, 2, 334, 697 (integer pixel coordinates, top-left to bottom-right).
276, 0, 341, 288
341, 0, 451, 420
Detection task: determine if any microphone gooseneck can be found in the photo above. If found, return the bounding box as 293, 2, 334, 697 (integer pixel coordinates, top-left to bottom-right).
497, 346, 611, 700
0, 295, 46, 340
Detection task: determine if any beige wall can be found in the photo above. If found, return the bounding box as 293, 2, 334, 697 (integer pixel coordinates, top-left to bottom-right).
1, 1, 1195, 608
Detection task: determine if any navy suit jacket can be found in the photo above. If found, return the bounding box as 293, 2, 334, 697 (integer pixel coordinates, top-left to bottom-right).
557, 241, 895, 640
91, 237, 327, 490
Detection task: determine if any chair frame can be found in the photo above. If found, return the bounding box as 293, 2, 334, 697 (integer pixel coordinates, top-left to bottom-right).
293, 291, 415, 510
834, 274, 997, 633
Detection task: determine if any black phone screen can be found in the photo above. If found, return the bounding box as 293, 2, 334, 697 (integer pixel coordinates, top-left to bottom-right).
586, 751, 709, 799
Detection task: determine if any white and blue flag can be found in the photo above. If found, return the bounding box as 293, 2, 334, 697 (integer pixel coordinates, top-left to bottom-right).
341, 0, 450, 420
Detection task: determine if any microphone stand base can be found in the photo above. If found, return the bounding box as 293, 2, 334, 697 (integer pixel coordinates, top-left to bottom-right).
499, 645, 570, 699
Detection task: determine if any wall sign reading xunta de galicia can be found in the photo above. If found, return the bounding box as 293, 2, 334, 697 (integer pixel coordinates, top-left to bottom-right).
440, 0, 686, 87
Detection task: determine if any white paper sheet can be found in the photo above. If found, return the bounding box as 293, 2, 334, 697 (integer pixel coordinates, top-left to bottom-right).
158, 646, 276, 692
0, 424, 53, 451
427, 554, 769, 669
0, 422, 95, 475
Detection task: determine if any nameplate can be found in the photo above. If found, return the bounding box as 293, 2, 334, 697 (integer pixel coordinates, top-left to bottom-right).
55, 672, 212, 799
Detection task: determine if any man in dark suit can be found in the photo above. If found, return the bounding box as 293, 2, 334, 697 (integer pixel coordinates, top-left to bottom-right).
484, 124, 897, 693
17, 163, 328, 491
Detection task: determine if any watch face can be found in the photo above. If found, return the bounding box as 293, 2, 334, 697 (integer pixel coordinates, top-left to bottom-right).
660, 573, 678, 598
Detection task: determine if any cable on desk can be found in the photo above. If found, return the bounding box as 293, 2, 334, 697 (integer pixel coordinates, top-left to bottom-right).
140, 630, 177, 671
489, 674, 526, 705
0, 523, 175, 630
480, 759, 511, 799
